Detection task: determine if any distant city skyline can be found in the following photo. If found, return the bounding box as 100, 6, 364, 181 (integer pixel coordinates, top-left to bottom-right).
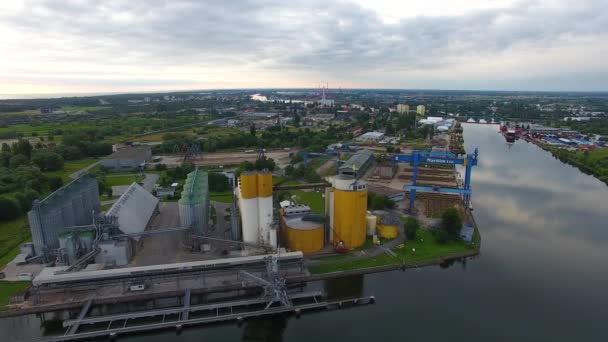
1, 0, 607, 95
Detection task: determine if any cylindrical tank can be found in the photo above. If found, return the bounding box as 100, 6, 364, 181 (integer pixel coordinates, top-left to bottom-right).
257, 172, 275, 247
239, 172, 259, 244
79, 231, 94, 253
58, 233, 76, 265
332, 175, 367, 248
377, 225, 398, 239
71, 193, 85, 225
283, 217, 324, 254
366, 214, 377, 236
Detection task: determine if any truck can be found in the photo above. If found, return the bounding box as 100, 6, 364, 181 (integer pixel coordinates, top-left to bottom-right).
129, 283, 146, 292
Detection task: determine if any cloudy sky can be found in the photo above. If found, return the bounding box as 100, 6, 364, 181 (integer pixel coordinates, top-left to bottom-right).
0, 0, 607, 95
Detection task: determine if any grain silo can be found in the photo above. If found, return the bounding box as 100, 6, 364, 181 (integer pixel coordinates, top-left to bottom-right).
178, 169, 210, 235
27, 176, 100, 261
238, 172, 259, 245
256, 172, 275, 247
237, 171, 276, 248
330, 174, 368, 249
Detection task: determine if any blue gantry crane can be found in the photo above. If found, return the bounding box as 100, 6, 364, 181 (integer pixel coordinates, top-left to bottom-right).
392, 148, 479, 212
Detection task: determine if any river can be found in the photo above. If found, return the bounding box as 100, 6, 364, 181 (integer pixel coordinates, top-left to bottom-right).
3, 124, 608, 341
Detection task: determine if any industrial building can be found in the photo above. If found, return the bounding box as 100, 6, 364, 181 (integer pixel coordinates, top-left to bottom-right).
28, 176, 100, 261
328, 175, 368, 249
101, 145, 152, 170
106, 182, 159, 238
178, 169, 210, 236
339, 149, 375, 178
237, 171, 276, 248
356, 131, 385, 142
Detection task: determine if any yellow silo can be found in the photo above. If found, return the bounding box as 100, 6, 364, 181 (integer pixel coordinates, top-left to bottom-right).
331, 175, 367, 248
282, 215, 324, 254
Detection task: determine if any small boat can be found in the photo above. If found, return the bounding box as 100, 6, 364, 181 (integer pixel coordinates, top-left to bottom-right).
479, 119, 487, 124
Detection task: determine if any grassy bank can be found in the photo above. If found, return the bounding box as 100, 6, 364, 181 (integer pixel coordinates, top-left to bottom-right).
106, 175, 145, 187
44, 158, 99, 182
0, 217, 30, 269
0, 281, 31, 311
546, 147, 608, 184
309, 229, 472, 274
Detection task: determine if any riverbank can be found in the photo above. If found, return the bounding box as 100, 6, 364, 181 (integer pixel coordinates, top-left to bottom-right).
543, 146, 608, 185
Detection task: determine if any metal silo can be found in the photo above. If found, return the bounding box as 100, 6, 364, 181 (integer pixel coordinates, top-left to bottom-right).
331, 175, 368, 249
238, 172, 259, 245
179, 169, 210, 235
79, 230, 95, 254
257, 172, 275, 247
71, 193, 85, 224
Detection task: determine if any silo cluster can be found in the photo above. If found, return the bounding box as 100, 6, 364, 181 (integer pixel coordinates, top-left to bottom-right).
178, 169, 210, 235
237, 171, 276, 248
28, 176, 100, 261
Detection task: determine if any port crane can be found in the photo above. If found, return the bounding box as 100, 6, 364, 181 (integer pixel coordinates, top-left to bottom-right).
392, 149, 479, 212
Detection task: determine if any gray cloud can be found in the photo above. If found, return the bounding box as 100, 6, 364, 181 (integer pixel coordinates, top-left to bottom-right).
1, 0, 608, 90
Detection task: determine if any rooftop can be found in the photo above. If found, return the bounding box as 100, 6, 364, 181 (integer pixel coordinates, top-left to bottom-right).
106, 145, 151, 160
339, 149, 374, 172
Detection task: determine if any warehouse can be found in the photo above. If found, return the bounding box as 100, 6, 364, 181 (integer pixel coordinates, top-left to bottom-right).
101, 145, 152, 170
338, 149, 375, 178
106, 182, 159, 238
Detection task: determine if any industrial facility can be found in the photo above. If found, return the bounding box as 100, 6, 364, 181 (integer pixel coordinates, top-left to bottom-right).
27, 176, 100, 262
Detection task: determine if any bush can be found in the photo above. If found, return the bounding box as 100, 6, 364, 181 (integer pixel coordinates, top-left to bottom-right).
440, 207, 463, 241
208, 172, 231, 192
0, 196, 21, 220
368, 192, 396, 210
31, 151, 64, 171
9, 154, 29, 168
403, 216, 420, 240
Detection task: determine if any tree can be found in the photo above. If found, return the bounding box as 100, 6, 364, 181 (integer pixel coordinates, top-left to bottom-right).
208, 172, 230, 192
9, 154, 29, 168
0, 151, 10, 168
31, 151, 64, 171
56, 145, 83, 160
11, 139, 33, 158
47, 175, 64, 191
440, 207, 463, 240
403, 216, 420, 240
0, 196, 21, 220
250, 124, 256, 136
14, 188, 39, 212
1, 143, 10, 153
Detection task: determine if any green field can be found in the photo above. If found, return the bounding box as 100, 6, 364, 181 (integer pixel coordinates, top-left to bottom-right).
0, 281, 31, 311
210, 191, 234, 203
45, 158, 99, 182
0, 216, 30, 269
309, 229, 472, 274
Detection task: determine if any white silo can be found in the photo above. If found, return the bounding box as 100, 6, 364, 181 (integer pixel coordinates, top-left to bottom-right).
238, 172, 259, 245
256, 172, 275, 247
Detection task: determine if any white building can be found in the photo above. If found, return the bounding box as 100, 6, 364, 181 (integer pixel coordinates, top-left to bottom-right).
356, 131, 385, 142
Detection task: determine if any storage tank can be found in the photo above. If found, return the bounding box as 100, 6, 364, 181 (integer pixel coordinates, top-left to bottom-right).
257, 172, 275, 247
282, 215, 324, 254
332, 175, 367, 248
238, 172, 259, 244
366, 214, 377, 236
79, 230, 94, 253
58, 233, 77, 265
71, 193, 85, 224
179, 170, 210, 235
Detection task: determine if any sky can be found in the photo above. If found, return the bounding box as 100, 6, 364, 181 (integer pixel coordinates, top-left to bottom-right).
0, 0, 607, 95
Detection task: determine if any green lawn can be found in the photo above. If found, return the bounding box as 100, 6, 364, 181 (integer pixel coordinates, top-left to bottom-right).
45, 158, 99, 182
0, 216, 30, 269
290, 190, 325, 214
0, 281, 31, 311
106, 175, 145, 187
309, 229, 472, 274
210, 191, 234, 203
